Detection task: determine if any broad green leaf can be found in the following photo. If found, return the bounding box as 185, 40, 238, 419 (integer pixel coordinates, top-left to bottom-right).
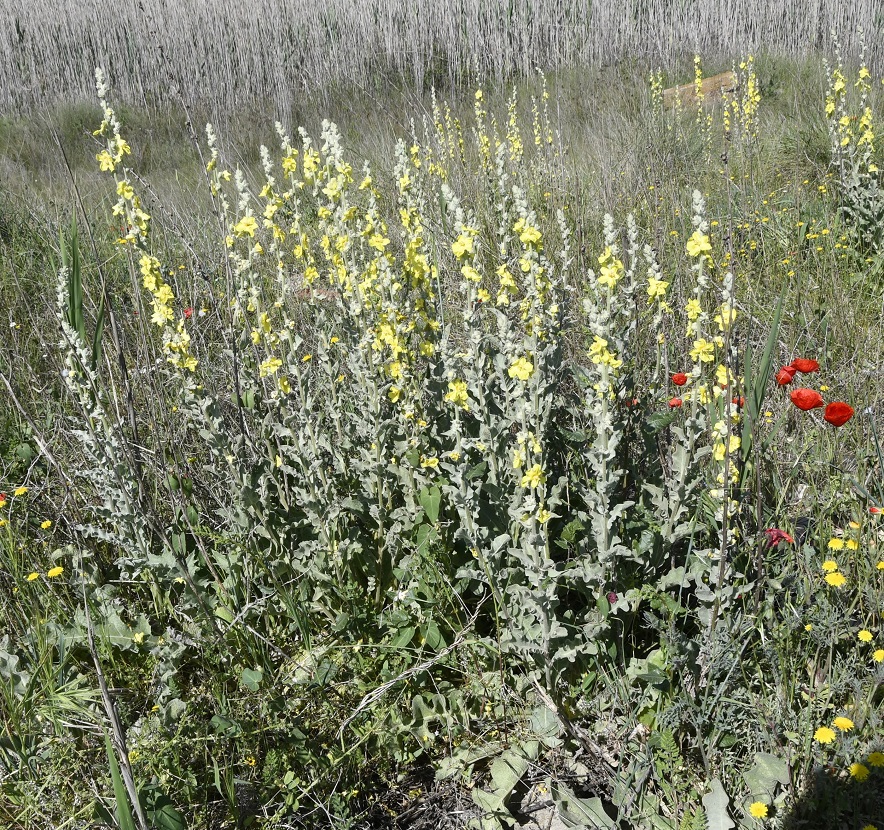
418, 485, 442, 523
240, 668, 263, 691
702, 778, 735, 830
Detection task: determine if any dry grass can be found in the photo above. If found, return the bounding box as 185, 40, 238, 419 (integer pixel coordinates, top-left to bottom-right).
2, 0, 882, 115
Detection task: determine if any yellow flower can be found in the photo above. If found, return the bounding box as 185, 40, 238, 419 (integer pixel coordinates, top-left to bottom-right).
878, 561, 884, 570
40, 520, 52, 530
686, 231, 712, 257
685, 298, 702, 321
828, 537, 844, 550
873, 649, 884, 663
833, 716, 854, 732
133, 632, 145, 645
26, 572, 39, 581
846, 539, 858, 550
420, 456, 439, 469
825, 572, 846, 587
444, 379, 469, 409
520, 464, 546, 489
302, 354, 312, 362
388, 386, 401, 403
508, 357, 534, 381
259, 357, 283, 377
821, 560, 838, 572
278, 377, 291, 395
849, 762, 869, 781
233, 216, 259, 237
858, 630, 873, 643
537, 508, 552, 524
46, 566, 64, 578
814, 726, 836, 744
452, 233, 474, 259
748, 801, 768, 818
868, 752, 884, 767
804, 624, 813, 631
647, 277, 669, 300
13, 487, 28, 497
690, 338, 715, 363
96, 150, 116, 171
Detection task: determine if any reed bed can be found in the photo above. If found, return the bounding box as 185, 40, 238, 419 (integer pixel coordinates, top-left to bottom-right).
1, 0, 882, 115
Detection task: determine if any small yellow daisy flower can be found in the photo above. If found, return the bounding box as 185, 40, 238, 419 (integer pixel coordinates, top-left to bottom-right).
40, 520, 52, 530
833, 716, 854, 732
868, 752, 884, 767
804, 623, 813, 631
821, 560, 839, 572
828, 538, 844, 550
859, 630, 874, 642
748, 801, 768, 818
876, 561, 884, 570
873, 649, 884, 663
849, 762, 869, 781
814, 726, 836, 744
825, 572, 846, 587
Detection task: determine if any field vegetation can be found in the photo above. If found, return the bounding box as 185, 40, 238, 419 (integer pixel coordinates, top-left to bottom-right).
1, 10, 884, 830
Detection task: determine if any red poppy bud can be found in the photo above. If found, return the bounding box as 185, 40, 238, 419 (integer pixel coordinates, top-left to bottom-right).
732, 396, 745, 407
776, 366, 797, 385
823, 401, 854, 427
789, 388, 825, 411
672, 372, 688, 386
668, 397, 683, 408
790, 358, 820, 373
871, 506, 882, 514
183, 307, 193, 319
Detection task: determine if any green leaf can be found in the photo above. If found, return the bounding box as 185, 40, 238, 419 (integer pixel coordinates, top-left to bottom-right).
743, 752, 789, 796
550, 780, 615, 828
702, 778, 735, 830
104, 733, 136, 830
240, 668, 263, 691
418, 485, 442, 523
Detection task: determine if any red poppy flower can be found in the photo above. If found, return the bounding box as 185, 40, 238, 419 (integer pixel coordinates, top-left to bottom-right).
668, 397, 683, 408
183, 307, 193, 319
776, 366, 797, 385
732, 396, 745, 407
764, 528, 794, 546
672, 372, 688, 386
790, 388, 824, 411
823, 401, 854, 427
790, 358, 820, 374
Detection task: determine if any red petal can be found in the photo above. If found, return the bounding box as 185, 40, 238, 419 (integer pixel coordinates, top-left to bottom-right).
668, 397, 683, 408
790, 358, 820, 373
823, 401, 854, 427
776, 366, 797, 385
672, 373, 688, 386
789, 388, 825, 411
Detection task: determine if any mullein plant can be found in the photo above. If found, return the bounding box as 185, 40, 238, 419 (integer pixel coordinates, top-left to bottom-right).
71, 73, 745, 754
824, 40, 883, 251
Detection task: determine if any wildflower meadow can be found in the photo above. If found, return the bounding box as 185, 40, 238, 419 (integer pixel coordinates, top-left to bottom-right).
1, 13, 884, 830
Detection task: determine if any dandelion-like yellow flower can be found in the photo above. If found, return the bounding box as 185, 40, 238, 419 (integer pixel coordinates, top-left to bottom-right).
849, 762, 869, 781
821, 560, 839, 572
814, 726, 836, 744
508, 357, 534, 381
828, 538, 844, 550
46, 566, 64, 578
868, 752, 884, 767
40, 520, 52, 530
748, 801, 768, 818
846, 539, 858, 550
13, 487, 28, 497
825, 572, 846, 587
26, 572, 39, 581
833, 716, 854, 732
877, 561, 884, 570
873, 649, 884, 663
858, 630, 873, 643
